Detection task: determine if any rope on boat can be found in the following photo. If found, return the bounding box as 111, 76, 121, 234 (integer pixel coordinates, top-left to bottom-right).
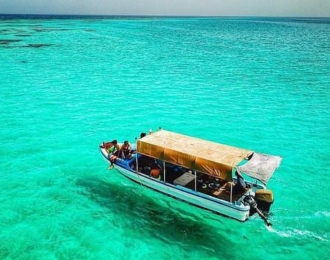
136, 169, 143, 187
134, 137, 144, 187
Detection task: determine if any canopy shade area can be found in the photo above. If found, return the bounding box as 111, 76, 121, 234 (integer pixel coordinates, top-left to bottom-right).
237, 152, 282, 185
137, 129, 254, 181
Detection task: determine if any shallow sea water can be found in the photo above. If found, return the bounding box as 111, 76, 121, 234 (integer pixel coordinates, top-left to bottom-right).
0, 16, 330, 259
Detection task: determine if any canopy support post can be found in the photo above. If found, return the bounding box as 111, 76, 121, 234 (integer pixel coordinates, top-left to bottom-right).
194, 170, 197, 191
163, 161, 166, 182
135, 137, 139, 173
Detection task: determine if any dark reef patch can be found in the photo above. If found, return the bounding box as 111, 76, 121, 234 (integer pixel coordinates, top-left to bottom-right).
33, 27, 72, 33
24, 43, 53, 48
83, 29, 96, 32
0, 39, 22, 45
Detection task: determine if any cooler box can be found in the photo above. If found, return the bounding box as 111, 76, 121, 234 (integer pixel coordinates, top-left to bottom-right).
174, 172, 195, 186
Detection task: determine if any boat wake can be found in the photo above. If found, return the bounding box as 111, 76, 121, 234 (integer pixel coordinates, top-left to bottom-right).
267, 226, 329, 242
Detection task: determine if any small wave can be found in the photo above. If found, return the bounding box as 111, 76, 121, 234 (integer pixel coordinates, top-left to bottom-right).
315, 211, 330, 217
268, 227, 329, 242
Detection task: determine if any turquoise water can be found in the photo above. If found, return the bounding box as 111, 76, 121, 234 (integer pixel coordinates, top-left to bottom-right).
1, 16, 330, 259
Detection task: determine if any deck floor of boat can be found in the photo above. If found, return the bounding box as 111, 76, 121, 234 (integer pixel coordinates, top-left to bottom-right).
195, 182, 248, 202
133, 156, 248, 203
139, 170, 247, 203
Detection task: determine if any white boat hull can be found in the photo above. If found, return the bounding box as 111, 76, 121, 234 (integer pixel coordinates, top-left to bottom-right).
115, 165, 251, 222
99, 128, 279, 225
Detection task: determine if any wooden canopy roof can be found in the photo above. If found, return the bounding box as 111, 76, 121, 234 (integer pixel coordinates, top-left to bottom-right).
137, 129, 253, 180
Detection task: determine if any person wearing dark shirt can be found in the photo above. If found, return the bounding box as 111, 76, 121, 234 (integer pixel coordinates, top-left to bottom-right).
233, 170, 246, 194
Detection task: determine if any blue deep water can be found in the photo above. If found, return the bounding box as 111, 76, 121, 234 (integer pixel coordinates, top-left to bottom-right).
0, 15, 330, 259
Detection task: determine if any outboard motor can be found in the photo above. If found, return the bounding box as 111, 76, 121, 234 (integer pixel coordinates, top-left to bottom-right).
255, 189, 274, 212
243, 195, 258, 215
243, 194, 272, 226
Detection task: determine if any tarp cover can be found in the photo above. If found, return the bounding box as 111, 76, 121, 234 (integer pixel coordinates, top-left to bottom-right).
238, 152, 282, 184
137, 129, 253, 181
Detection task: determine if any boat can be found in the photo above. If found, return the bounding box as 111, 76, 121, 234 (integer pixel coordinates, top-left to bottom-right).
99, 129, 282, 225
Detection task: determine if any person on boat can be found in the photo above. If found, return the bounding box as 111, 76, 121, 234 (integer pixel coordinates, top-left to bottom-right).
233, 170, 246, 194
120, 140, 132, 159
100, 141, 112, 150
106, 140, 120, 169
150, 160, 162, 180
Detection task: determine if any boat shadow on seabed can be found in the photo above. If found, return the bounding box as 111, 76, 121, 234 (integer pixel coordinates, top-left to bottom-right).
76, 176, 237, 254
